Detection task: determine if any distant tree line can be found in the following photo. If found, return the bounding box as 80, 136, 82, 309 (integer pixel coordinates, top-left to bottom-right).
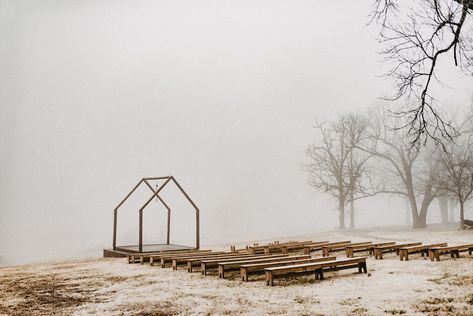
305, 104, 473, 230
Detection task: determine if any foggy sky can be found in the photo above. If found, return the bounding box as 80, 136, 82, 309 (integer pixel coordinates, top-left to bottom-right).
1, 0, 472, 265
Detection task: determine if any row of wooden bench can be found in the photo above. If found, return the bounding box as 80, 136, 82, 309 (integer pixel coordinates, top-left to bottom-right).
127, 240, 473, 270
126, 247, 368, 286
124, 239, 473, 287
246, 239, 473, 262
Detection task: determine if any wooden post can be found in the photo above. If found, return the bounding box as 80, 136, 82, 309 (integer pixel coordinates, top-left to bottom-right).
167, 208, 171, 245
139, 209, 143, 253
113, 209, 117, 250
171, 177, 200, 249
113, 179, 145, 249
196, 209, 200, 249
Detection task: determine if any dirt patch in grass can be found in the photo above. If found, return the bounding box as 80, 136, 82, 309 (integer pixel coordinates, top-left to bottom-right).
384, 309, 406, 314
114, 301, 180, 316
428, 273, 473, 287
413, 297, 456, 314
0, 270, 107, 316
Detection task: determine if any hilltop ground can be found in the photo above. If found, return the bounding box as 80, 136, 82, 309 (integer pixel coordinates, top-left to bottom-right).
1, 226, 473, 316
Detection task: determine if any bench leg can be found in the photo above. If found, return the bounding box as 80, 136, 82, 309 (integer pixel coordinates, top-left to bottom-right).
469, 248, 472, 255
265, 271, 274, 286
435, 251, 441, 262
455, 250, 460, 258
218, 266, 224, 278
241, 268, 248, 282
202, 264, 207, 275
315, 268, 324, 280
358, 262, 367, 273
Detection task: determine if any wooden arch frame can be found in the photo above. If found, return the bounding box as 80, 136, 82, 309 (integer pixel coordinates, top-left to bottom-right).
113, 176, 200, 252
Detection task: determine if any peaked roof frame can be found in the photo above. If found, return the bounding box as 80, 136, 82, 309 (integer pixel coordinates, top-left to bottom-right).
113, 176, 200, 252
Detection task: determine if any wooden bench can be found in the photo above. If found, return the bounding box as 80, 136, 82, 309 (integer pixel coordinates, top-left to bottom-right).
322, 242, 371, 257
346, 242, 396, 258
127, 249, 203, 264
246, 240, 309, 254
137, 250, 212, 264
398, 243, 447, 261
200, 254, 281, 275
147, 250, 219, 266
264, 257, 367, 286
280, 241, 329, 254
171, 253, 261, 270
373, 242, 422, 259
261, 241, 313, 254
154, 251, 227, 267
303, 240, 351, 255
428, 244, 473, 261
240, 256, 335, 281
217, 255, 309, 278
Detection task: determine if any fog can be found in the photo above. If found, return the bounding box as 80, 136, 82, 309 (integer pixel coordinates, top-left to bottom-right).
1, 0, 472, 265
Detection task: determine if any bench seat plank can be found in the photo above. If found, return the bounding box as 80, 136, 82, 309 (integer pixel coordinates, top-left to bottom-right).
304, 241, 351, 255
240, 256, 335, 281
218, 255, 303, 278
373, 242, 422, 259
322, 242, 371, 257
200, 254, 283, 275
264, 257, 367, 286
428, 244, 473, 261
346, 242, 395, 258
398, 243, 447, 261
167, 252, 257, 269
153, 251, 227, 267
128, 249, 209, 264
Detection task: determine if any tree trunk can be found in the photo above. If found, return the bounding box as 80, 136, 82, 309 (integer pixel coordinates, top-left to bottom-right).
339, 197, 346, 229
449, 199, 455, 223
459, 199, 465, 230
349, 196, 355, 229
413, 183, 434, 228
438, 196, 449, 225
404, 198, 411, 225
407, 193, 422, 228
413, 211, 427, 228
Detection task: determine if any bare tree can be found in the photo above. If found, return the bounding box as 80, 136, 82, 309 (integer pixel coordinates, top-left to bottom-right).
435, 125, 473, 229
371, 0, 473, 147
305, 114, 371, 229
358, 107, 440, 228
